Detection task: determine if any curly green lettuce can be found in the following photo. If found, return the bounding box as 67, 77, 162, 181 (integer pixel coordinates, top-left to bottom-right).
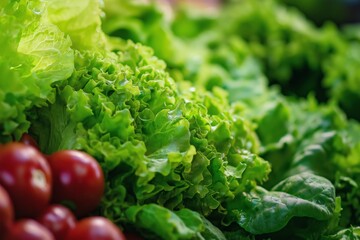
0, 0, 73, 141
26, 33, 269, 239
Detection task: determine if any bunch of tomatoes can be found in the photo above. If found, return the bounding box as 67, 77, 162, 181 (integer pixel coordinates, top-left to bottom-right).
0, 134, 139, 240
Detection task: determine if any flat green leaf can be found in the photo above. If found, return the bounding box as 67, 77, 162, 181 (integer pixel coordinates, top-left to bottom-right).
235, 173, 336, 234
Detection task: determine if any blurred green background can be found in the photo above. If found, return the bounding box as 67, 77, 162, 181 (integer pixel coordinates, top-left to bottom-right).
279, 0, 360, 26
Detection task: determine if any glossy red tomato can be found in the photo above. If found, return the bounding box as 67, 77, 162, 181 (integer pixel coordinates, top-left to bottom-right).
48, 150, 104, 217
0, 185, 14, 238
5, 219, 55, 240
65, 217, 126, 240
20, 133, 40, 150
37, 205, 77, 240
0, 143, 52, 218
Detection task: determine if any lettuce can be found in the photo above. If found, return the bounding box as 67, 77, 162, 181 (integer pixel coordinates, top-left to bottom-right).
125, 204, 226, 240
29, 41, 269, 238
47, 0, 107, 50
219, 0, 360, 122
324, 42, 360, 120
0, 0, 73, 141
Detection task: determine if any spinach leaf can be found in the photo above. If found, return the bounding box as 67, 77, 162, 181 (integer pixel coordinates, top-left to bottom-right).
234, 173, 336, 235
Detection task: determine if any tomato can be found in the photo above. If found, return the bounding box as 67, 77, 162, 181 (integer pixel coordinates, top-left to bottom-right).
5, 219, 55, 240
0, 185, 14, 238
65, 217, 125, 240
0, 143, 52, 218
37, 205, 77, 240
48, 150, 104, 217
20, 133, 39, 150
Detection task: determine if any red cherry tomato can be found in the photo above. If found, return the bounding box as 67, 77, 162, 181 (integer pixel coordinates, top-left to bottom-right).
5, 219, 55, 240
65, 217, 125, 240
48, 150, 104, 217
0, 185, 14, 238
0, 143, 52, 218
20, 133, 40, 150
37, 205, 77, 240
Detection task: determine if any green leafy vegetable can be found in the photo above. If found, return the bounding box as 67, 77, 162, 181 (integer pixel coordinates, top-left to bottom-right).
0, 0, 73, 141
226, 173, 337, 236
29, 36, 269, 238
125, 204, 226, 240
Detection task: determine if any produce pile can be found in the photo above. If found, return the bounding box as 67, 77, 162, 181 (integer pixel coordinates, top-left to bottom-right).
0, 0, 359, 239
0, 139, 127, 239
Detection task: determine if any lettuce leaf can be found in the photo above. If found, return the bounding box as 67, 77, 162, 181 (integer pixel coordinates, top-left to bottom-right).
47, 0, 107, 50
321, 227, 360, 240
0, 0, 73, 141
125, 204, 226, 240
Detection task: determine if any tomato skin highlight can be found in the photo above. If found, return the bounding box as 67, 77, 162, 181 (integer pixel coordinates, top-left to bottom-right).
65, 217, 126, 240
37, 205, 77, 240
48, 150, 104, 217
0, 185, 14, 239
0, 143, 52, 218
5, 219, 55, 240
